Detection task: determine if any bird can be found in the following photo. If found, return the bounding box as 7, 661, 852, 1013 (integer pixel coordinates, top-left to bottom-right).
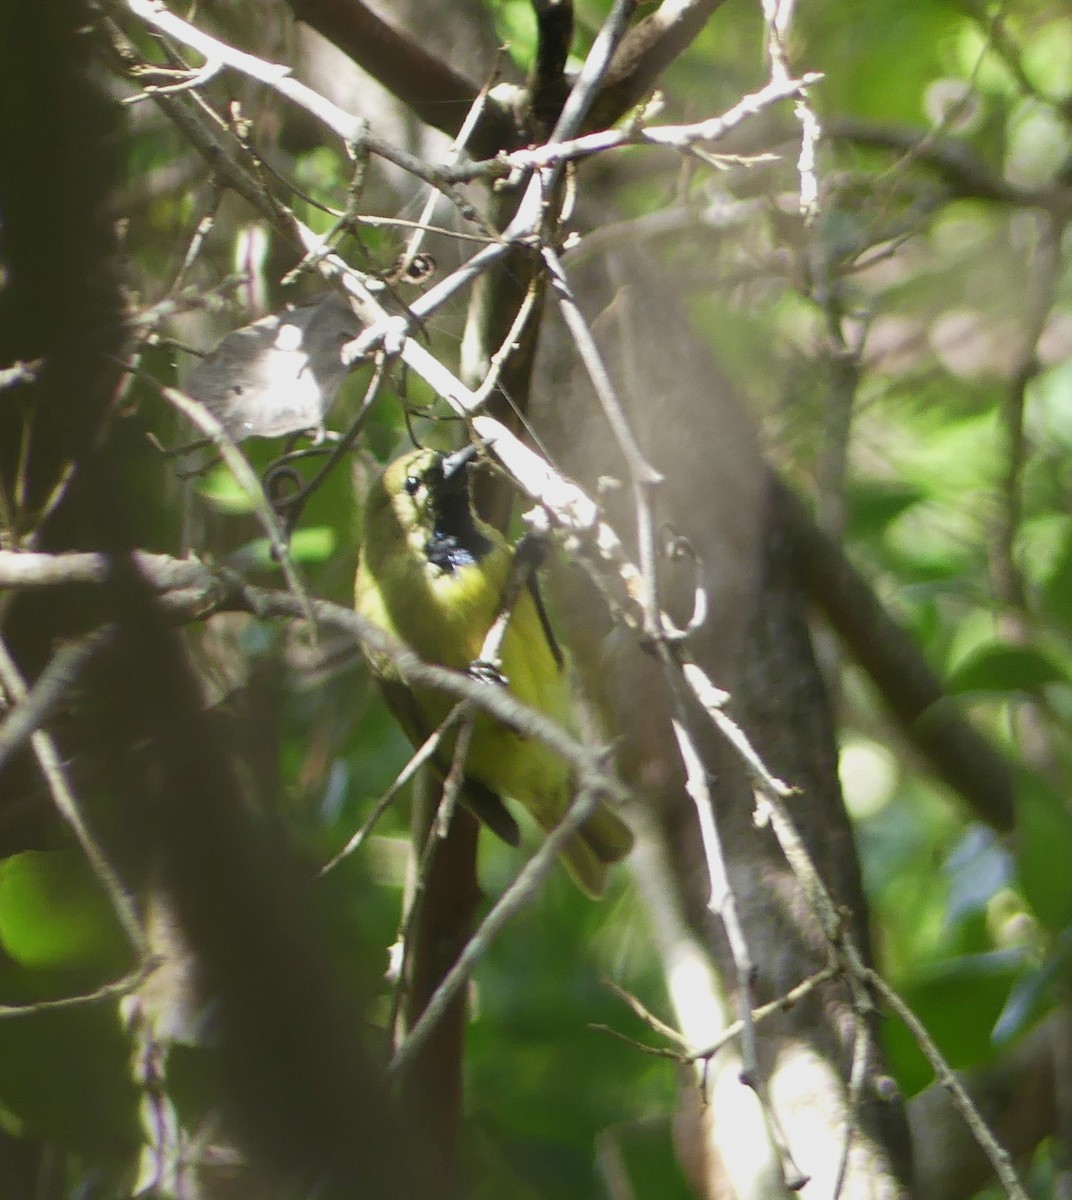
354, 444, 633, 897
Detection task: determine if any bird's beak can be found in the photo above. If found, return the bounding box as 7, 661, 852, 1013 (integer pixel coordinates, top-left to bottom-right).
440, 442, 481, 483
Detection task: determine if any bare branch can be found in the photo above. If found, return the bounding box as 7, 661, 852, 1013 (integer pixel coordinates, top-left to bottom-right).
126, 0, 360, 142
909, 1008, 1065, 1200
157, 383, 319, 634
319, 702, 468, 876
868, 969, 1031, 1200
282, 0, 519, 157
121, 0, 497, 235
0, 635, 147, 957
687, 966, 839, 1063
547, 0, 637, 152
530, 0, 574, 130
0, 550, 631, 802
0, 961, 157, 1018
827, 116, 1060, 208
776, 480, 1016, 831
589, 0, 729, 129
603, 977, 694, 1051
390, 785, 604, 1076
443, 72, 819, 179
0, 630, 108, 773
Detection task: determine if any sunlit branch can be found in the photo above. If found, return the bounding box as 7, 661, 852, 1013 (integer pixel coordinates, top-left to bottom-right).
122, 0, 497, 234
442, 72, 821, 181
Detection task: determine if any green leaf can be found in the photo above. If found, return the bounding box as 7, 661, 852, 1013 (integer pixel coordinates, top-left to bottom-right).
848, 479, 925, 539
196, 463, 255, 514
1015, 769, 1072, 935
993, 950, 1064, 1043
945, 641, 1067, 695
802, 0, 964, 123
0, 992, 139, 1155
1042, 527, 1072, 631
0, 851, 127, 971
883, 951, 1020, 1097
489, 0, 537, 71
229, 525, 337, 569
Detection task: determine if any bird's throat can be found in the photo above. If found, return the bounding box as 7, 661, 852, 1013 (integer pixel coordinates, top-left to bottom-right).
425, 486, 493, 573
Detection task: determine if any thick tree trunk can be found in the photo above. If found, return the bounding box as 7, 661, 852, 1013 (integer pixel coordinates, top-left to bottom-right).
531, 244, 914, 1197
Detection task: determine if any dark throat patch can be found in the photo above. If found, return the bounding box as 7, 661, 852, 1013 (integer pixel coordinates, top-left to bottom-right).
424, 475, 492, 573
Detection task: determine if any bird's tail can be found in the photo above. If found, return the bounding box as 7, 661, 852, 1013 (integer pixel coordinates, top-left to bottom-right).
555, 802, 634, 899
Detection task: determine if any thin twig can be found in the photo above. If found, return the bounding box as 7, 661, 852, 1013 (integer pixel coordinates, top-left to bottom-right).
390, 785, 604, 1076
686, 965, 839, 1063
468, 280, 543, 413
0, 552, 631, 801
0, 630, 110, 774
763, 0, 820, 222
319, 702, 468, 876
832, 1015, 868, 1200
544, 0, 638, 183
271, 351, 392, 534
866, 968, 1030, 1200
123, 0, 496, 235
586, 1022, 683, 1059
442, 73, 821, 181
278, 0, 516, 156
603, 976, 694, 1050
589, 0, 728, 129
400, 55, 502, 276
0, 960, 157, 1018
0, 636, 147, 956
158, 384, 318, 635
540, 246, 660, 489
670, 718, 758, 1065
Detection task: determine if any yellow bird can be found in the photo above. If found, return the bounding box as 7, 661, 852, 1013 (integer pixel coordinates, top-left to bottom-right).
354, 445, 633, 896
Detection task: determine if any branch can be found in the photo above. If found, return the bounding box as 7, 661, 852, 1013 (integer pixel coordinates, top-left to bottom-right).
390, 785, 604, 1076
530, 0, 573, 131
0, 961, 156, 1018
282, 0, 519, 157
0, 550, 631, 801
776, 480, 1016, 831
157, 384, 318, 634
285, 0, 729, 161
442, 72, 819, 181
908, 1007, 1065, 1200
0, 634, 148, 957
121, 0, 497, 234
827, 116, 1061, 209
868, 969, 1030, 1200
589, 0, 729, 129
0, 630, 109, 773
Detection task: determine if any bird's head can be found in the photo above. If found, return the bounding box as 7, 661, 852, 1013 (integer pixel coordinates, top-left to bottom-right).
366, 444, 489, 572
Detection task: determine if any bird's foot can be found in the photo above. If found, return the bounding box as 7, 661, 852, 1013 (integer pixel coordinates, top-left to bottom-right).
469, 659, 508, 687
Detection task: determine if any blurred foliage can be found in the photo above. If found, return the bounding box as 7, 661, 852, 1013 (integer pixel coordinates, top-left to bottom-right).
3, 0, 1072, 1196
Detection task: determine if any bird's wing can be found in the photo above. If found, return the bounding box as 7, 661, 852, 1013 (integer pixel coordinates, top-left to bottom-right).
379, 677, 521, 847
526, 575, 564, 671
510, 534, 565, 672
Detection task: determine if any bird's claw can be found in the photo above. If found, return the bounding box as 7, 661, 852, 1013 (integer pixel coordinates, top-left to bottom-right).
469, 659, 508, 687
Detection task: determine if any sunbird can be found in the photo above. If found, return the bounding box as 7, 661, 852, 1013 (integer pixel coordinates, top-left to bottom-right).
354, 445, 633, 896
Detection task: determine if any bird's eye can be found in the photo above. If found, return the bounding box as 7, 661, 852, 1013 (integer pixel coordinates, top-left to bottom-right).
403, 475, 421, 496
